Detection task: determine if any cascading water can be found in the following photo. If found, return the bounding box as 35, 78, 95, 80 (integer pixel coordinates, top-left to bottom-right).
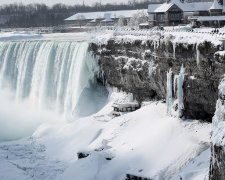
0, 40, 99, 118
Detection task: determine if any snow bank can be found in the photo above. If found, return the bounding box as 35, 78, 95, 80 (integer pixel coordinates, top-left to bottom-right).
31, 92, 211, 180
0, 90, 211, 180
171, 148, 210, 180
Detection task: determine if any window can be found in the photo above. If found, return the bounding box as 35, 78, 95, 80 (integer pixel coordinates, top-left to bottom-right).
169, 13, 182, 21
156, 14, 165, 22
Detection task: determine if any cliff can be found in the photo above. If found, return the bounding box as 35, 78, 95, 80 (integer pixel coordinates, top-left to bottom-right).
90, 31, 225, 121
209, 76, 225, 180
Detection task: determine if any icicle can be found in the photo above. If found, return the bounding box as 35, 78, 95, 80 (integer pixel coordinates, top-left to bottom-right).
176, 65, 185, 117
153, 41, 156, 53
173, 75, 178, 96
173, 42, 176, 59
129, 93, 134, 102
166, 68, 173, 115
166, 65, 185, 117
196, 44, 200, 66
101, 68, 105, 85
148, 61, 155, 76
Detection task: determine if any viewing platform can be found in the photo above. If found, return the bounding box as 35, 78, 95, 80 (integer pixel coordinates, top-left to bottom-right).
112, 102, 141, 117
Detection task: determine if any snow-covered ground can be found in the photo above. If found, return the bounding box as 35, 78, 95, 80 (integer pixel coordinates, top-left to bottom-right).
92, 26, 225, 48
0, 91, 211, 180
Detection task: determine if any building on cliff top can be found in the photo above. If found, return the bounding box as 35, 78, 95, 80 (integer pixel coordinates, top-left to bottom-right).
148, 0, 225, 27
65, 9, 148, 27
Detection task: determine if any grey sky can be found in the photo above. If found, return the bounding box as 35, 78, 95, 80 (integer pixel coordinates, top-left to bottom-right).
0, 0, 129, 6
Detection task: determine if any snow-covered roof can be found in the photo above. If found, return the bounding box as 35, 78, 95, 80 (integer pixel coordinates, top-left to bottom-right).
171, 0, 212, 12
102, 13, 114, 22
197, 15, 225, 21
209, 0, 223, 10
148, 1, 217, 13
154, 3, 175, 13
148, 4, 162, 13
189, 2, 212, 12
65, 9, 148, 21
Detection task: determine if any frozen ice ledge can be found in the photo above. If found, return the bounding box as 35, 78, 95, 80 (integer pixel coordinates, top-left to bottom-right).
90, 31, 225, 122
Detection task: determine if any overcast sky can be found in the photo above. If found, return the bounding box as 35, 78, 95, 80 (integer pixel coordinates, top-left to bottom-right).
0, 0, 129, 6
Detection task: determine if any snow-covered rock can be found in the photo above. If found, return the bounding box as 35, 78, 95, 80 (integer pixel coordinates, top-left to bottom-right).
209, 77, 225, 180
91, 29, 225, 120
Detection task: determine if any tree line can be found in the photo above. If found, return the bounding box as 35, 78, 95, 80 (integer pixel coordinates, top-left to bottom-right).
0, 0, 165, 28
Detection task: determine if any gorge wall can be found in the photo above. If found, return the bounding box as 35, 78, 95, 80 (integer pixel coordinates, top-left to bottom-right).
209, 77, 225, 180
90, 32, 225, 179
90, 34, 225, 121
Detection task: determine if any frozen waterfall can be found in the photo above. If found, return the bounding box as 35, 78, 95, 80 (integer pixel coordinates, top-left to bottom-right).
0, 40, 99, 117
166, 69, 173, 115
166, 66, 185, 117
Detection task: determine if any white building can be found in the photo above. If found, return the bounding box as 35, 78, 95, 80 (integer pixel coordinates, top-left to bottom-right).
65, 9, 148, 27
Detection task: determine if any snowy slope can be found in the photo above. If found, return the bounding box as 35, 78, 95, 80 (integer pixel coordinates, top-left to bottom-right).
37, 98, 212, 180
0, 91, 211, 180
172, 149, 210, 180
0, 90, 211, 180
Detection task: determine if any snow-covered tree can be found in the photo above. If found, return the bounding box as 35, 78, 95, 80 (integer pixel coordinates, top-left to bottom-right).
128, 10, 148, 27
117, 16, 125, 27
76, 14, 85, 28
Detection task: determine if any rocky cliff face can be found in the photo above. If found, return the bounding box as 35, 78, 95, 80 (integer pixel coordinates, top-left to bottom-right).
209, 77, 225, 180
209, 145, 225, 180
90, 36, 225, 121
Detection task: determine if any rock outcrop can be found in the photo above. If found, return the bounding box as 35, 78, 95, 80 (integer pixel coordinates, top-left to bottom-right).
209, 145, 225, 180
209, 77, 225, 180
90, 35, 225, 121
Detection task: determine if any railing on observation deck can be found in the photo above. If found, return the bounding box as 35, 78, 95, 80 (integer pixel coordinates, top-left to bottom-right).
94, 26, 225, 39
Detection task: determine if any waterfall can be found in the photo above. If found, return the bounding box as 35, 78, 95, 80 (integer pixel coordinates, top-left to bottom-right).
0, 40, 99, 117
